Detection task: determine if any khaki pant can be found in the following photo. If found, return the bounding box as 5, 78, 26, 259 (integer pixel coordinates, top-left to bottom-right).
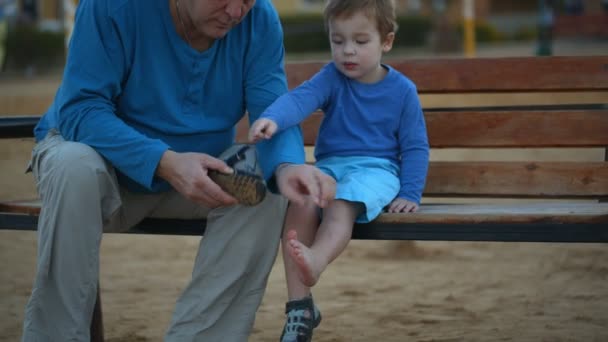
22, 131, 287, 342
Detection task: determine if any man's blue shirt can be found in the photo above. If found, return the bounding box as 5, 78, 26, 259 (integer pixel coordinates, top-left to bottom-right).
35, 0, 305, 192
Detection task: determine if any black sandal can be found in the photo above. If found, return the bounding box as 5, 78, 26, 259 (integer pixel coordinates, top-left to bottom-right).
208, 144, 266, 206
280, 295, 322, 342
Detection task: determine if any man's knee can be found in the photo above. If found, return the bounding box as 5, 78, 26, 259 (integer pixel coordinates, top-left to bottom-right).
38, 140, 115, 191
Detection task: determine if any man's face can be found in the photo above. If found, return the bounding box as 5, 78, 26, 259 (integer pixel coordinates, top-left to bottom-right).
187, 0, 256, 39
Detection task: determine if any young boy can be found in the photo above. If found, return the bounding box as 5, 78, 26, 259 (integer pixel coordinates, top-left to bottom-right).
249, 0, 429, 340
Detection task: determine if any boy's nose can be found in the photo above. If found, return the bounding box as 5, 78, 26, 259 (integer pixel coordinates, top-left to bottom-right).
343, 43, 356, 55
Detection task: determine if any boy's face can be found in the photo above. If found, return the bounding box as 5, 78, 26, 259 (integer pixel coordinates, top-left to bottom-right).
328, 11, 394, 83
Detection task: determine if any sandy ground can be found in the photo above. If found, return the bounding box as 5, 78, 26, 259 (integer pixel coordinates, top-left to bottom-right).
1, 39, 608, 341
1, 233, 607, 342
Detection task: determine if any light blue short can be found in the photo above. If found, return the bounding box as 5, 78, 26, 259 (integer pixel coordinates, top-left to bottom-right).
316, 156, 400, 223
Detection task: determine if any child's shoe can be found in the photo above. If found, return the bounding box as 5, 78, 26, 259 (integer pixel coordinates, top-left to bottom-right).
208, 144, 266, 206
280, 295, 322, 342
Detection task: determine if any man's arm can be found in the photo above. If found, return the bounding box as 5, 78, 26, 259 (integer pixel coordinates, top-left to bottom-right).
242, 3, 305, 187
55, 0, 169, 190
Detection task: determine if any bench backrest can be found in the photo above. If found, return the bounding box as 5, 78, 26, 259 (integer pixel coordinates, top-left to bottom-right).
237, 56, 608, 200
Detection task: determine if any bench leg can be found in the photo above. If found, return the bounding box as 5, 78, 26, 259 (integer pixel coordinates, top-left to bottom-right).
603, 148, 608, 203
90, 283, 104, 342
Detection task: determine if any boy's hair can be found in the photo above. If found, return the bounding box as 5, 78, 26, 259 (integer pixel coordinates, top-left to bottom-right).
323, 0, 398, 38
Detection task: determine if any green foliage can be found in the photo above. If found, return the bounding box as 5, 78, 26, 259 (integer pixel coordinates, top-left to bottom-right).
280, 14, 432, 53
456, 21, 537, 43
511, 26, 537, 41
5, 24, 65, 71
457, 21, 506, 43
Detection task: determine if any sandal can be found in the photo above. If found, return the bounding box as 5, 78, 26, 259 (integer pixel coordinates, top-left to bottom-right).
280, 295, 322, 342
208, 144, 266, 206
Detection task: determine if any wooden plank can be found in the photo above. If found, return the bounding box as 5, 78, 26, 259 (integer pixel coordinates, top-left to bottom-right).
4, 211, 606, 242
425, 109, 608, 147
376, 203, 608, 224
0, 199, 41, 215
3, 203, 606, 228
285, 57, 608, 93
388, 57, 608, 93
425, 161, 608, 197
237, 109, 608, 147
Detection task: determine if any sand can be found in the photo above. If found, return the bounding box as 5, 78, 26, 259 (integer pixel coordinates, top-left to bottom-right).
2, 39, 608, 341
2, 233, 607, 341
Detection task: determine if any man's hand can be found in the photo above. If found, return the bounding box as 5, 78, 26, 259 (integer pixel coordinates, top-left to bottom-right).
249, 118, 278, 143
387, 198, 419, 213
156, 150, 238, 208
275, 164, 336, 208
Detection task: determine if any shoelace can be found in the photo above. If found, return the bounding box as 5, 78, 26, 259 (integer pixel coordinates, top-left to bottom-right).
282, 308, 313, 340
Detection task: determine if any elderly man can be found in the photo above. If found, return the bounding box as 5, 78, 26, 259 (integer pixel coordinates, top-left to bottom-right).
21, 0, 335, 341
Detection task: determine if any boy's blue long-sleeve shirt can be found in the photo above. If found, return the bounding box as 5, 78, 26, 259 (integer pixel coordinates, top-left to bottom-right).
34, 0, 305, 192
260, 62, 430, 204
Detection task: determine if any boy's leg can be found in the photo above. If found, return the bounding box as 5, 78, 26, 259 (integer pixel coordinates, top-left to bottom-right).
286, 200, 362, 287
279, 200, 357, 342
281, 200, 320, 300
164, 193, 288, 342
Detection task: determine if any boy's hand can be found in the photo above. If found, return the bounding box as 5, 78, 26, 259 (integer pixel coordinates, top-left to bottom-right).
249, 118, 278, 143
387, 198, 419, 213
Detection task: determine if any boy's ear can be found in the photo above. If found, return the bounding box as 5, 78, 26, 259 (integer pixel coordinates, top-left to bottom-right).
382, 32, 395, 53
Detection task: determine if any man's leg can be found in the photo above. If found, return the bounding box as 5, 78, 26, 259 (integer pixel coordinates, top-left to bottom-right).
21, 133, 125, 342
165, 193, 288, 342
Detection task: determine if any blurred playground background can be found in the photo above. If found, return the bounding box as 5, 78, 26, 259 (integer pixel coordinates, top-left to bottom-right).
1, 1, 607, 341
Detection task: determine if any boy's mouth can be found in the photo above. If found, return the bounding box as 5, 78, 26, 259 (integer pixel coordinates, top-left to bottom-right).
343, 62, 357, 70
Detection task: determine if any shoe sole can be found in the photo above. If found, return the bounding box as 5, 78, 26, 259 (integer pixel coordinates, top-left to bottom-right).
209, 170, 266, 206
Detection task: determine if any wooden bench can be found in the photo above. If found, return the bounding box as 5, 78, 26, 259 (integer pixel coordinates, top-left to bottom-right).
1, 56, 608, 340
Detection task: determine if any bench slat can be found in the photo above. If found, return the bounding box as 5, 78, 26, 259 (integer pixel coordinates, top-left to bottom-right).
2, 203, 607, 242
425, 109, 608, 147
6, 108, 607, 148
3, 212, 606, 242
376, 203, 608, 224
237, 109, 608, 147
426, 161, 608, 197
286, 57, 608, 93
4, 202, 606, 221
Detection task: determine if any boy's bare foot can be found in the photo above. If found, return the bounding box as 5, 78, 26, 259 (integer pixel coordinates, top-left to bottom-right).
286, 230, 324, 287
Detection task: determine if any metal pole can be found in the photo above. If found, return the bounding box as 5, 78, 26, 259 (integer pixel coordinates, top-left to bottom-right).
463, 0, 476, 57
536, 0, 553, 56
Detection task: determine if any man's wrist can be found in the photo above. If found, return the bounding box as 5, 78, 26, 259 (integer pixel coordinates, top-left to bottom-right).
156, 149, 177, 180
274, 163, 295, 178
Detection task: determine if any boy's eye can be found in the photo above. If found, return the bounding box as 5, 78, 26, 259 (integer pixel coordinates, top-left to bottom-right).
356, 40, 369, 44
331, 40, 343, 45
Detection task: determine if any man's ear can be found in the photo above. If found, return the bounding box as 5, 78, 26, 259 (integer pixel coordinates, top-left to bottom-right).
382, 32, 395, 53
